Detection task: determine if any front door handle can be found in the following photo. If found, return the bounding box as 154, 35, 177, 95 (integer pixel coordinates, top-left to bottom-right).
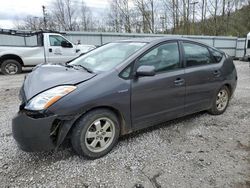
49, 48, 52, 52
174, 78, 185, 86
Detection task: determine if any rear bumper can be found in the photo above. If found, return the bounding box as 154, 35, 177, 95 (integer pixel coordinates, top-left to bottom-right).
12, 113, 57, 152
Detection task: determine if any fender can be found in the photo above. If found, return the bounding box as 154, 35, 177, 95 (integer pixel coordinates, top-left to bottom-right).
0, 54, 24, 65
54, 105, 131, 149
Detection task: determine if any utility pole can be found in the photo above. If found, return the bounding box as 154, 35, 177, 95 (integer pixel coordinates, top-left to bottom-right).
42, 5, 47, 29
190, 1, 198, 24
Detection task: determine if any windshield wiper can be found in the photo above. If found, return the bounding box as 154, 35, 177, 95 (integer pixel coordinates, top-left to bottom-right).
73, 64, 93, 73
65, 64, 93, 73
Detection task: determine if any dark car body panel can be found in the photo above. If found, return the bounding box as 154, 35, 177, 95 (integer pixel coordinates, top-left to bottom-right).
131, 69, 185, 129
24, 64, 96, 100
12, 113, 57, 151
48, 71, 132, 132
13, 37, 238, 152
184, 63, 222, 113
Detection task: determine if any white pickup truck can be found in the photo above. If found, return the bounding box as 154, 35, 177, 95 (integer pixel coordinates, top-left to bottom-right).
0, 30, 96, 75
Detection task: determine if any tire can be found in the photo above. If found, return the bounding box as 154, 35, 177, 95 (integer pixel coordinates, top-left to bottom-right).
71, 109, 120, 159
1, 59, 22, 75
208, 86, 230, 115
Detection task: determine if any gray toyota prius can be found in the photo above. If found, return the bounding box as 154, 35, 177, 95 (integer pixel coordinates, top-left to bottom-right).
13, 38, 237, 159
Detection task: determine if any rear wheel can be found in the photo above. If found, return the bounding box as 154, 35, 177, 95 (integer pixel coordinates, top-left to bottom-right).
1, 59, 22, 75
71, 109, 120, 159
208, 86, 230, 115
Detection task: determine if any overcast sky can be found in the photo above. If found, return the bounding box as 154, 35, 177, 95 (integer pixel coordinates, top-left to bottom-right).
0, 0, 108, 29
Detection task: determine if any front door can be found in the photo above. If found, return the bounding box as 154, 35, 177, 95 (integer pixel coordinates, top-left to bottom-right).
131, 41, 185, 129
47, 35, 77, 63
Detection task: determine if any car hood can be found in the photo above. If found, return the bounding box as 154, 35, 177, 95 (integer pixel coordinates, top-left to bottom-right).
23, 64, 96, 100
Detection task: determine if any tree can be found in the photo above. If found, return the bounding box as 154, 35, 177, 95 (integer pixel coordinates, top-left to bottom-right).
133, 0, 156, 33
108, 0, 132, 33
79, 1, 94, 31
52, 0, 78, 31
12, 0, 250, 37
14, 16, 43, 30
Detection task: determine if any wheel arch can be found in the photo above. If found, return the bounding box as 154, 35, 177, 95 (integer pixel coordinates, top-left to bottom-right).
0, 54, 24, 66
68, 105, 131, 138
224, 83, 232, 97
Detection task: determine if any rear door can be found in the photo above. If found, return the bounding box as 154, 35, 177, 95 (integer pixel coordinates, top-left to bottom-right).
181, 41, 222, 114
131, 41, 186, 129
47, 35, 78, 63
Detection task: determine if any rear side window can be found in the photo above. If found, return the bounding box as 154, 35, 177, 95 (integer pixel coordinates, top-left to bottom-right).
183, 42, 213, 67
209, 48, 224, 63
248, 40, 250, 49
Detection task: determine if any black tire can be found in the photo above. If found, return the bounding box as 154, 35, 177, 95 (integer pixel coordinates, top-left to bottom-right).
1, 59, 22, 75
71, 109, 120, 159
208, 86, 230, 115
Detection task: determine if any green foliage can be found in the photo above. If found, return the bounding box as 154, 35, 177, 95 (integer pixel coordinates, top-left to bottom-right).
174, 5, 250, 37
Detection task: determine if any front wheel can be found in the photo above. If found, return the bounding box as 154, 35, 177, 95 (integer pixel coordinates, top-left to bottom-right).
1, 59, 22, 75
71, 109, 120, 159
208, 86, 230, 115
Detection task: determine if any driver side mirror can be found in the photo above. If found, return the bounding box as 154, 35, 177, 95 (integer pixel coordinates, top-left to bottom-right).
136, 65, 156, 77
61, 41, 73, 48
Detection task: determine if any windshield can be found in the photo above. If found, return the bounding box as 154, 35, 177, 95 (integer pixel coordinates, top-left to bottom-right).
69, 42, 146, 72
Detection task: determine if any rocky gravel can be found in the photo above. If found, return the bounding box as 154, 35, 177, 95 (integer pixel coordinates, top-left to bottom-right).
0, 61, 249, 188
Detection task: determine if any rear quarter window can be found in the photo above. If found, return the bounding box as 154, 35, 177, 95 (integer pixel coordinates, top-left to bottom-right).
209, 48, 224, 63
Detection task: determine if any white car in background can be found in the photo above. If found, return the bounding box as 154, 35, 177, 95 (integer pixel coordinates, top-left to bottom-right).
245, 32, 250, 62
0, 29, 96, 75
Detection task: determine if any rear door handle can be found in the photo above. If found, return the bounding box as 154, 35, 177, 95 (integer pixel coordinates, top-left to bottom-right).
213, 70, 221, 77
49, 48, 52, 52
174, 78, 185, 86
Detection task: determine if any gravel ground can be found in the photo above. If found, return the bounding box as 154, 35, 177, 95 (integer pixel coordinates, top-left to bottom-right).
0, 61, 249, 188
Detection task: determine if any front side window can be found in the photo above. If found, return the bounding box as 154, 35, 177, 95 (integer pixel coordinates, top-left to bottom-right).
248, 40, 250, 49
49, 35, 70, 46
137, 42, 180, 73
183, 42, 213, 67
70, 42, 146, 72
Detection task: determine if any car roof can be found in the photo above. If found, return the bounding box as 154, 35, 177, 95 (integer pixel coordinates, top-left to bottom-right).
118, 37, 179, 43
119, 36, 201, 43
118, 37, 207, 45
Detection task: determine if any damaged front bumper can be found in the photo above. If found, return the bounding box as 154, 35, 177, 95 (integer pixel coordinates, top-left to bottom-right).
12, 111, 76, 152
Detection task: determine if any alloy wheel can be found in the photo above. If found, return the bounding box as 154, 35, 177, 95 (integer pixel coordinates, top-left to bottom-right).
85, 117, 115, 153
216, 89, 229, 111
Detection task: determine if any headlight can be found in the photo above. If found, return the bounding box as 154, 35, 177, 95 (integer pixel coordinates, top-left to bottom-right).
25, 85, 76, 111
